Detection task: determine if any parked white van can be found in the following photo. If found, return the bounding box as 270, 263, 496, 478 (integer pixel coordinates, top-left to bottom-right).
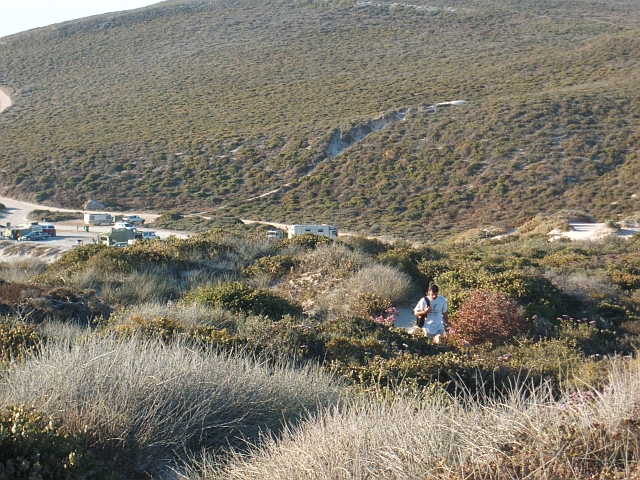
138, 231, 158, 240
114, 222, 137, 230
287, 224, 338, 239
84, 213, 113, 226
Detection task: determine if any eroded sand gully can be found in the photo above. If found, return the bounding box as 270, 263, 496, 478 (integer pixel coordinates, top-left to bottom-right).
0, 88, 12, 113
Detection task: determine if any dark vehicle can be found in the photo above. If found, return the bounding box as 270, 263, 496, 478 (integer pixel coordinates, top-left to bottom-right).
19, 231, 48, 241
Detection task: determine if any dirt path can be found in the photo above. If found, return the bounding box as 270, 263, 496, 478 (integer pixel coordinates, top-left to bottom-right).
0, 88, 11, 113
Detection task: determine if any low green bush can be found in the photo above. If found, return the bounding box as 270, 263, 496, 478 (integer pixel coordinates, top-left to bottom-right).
0, 405, 100, 479
184, 282, 302, 319
339, 236, 390, 256
0, 317, 41, 362
242, 255, 298, 278
107, 315, 243, 348
340, 352, 494, 394
26, 210, 83, 222
276, 233, 333, 250
150, 212, 243, 232
244, 315, 326, 361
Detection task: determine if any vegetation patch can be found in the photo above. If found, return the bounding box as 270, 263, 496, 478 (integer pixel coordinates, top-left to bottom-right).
26, 209, 83, 222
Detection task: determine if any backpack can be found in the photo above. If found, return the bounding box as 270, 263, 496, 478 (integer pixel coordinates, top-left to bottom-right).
415, 297, 430, 328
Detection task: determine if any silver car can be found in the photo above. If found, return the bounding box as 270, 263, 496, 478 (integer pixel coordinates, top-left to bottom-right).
19, 231, 48, 241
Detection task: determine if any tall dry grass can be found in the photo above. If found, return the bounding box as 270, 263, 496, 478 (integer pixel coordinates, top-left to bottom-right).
0, 258, 48, 283
72, 264, 234, 305
0, 335, 345, 475
188, 358, 640, 479
315, 264, 415, 318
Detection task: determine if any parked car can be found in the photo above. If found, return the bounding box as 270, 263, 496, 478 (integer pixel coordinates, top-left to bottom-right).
114, 222, 137, 230
137, 231, 158, 241
112, 242, 128, 248
121, 215, 145, 225
18, 231, 48, 241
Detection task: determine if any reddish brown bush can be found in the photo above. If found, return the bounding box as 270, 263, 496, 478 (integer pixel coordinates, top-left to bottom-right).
450, 290, 525, 346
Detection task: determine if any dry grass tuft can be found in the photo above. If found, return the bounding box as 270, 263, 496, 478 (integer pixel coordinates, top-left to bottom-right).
314, 264, 415, 318
0, 335, 344, 475
187, 358, 640, 479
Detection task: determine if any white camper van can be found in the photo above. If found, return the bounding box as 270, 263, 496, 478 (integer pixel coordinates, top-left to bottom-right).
84, 213, 113, 226
287, 224, 338, 239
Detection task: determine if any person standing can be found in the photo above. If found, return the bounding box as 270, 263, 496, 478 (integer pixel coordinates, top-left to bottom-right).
423, 284, 448, 340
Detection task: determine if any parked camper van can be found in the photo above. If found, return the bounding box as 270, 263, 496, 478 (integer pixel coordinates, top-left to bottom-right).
84, 213, 113, 226
39, 223, 56, 237
287, 224, 338, 239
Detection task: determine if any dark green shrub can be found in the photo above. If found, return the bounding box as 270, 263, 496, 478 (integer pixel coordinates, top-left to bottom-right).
26, 210, 83, 222
156, 211, 183, 222
44, 242, 179, 279
352, 293, 392, 318
276, 233, 333, 250
340, 236, 390, 256
248, 316, 325, 361
184, 282, 302, 319
86, 242, 176, 274
607, 257, 640, 291
449, 290, 526, 346
108, 315, 243, 348
0, 318, 41, 362
556, 317, 624, 356
0, 405, 100, 479
325, 337, 388, 364
242, 255, 298, 277
420, 258, 581, 318
339, 352, 494, 394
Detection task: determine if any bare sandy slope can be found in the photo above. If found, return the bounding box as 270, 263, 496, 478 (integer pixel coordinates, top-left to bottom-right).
0, 88, 11, 113
548, 223, 640, 241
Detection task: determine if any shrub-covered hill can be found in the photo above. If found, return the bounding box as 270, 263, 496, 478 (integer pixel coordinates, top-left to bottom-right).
0, 0, 639, 237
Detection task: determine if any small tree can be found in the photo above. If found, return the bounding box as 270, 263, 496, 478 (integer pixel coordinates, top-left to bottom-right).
449, 290, 525, 346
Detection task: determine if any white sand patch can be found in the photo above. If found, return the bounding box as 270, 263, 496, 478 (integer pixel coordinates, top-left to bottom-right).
0, 88, 11, 113
435, 100, 468, 106
548, 223, 640, 242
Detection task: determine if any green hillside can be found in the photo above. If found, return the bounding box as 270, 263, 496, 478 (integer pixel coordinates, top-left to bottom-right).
0, 0, 639, 237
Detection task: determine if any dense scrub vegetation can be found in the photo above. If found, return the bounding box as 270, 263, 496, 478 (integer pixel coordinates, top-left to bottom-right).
0, 226, 639, 477
0, 0, 639, 237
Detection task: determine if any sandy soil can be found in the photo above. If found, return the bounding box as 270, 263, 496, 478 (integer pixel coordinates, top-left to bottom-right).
0, 88, 11, 113
548, 223, 640, 241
